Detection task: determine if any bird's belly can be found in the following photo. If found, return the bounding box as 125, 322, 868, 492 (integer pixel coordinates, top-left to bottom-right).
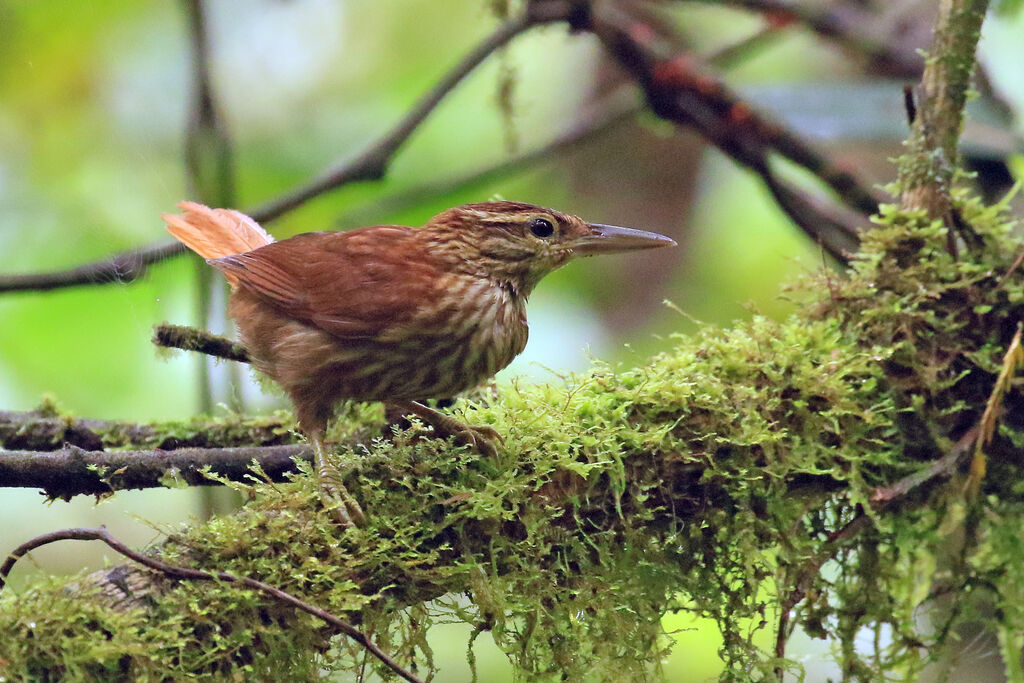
342, 319, 528, 400
235, 285, 528, 405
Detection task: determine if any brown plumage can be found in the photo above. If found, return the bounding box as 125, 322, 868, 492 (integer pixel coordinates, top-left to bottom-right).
164, 200, 675, 524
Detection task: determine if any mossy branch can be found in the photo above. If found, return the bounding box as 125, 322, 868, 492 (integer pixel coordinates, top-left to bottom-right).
0, 407, 292, 452
0, 527, 424, 683
4, 206, 1024, 676
899, 0, 990, 218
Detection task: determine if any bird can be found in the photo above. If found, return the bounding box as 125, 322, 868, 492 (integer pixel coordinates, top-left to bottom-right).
163, 200, 676, 525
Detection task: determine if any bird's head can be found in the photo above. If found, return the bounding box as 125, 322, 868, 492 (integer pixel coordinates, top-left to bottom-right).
422, 201, 676, 294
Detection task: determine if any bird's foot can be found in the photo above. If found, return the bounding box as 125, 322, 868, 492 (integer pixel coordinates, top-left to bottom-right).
451, 424, 503, 459
312, 437, 366, 528
390, 400, 504, 458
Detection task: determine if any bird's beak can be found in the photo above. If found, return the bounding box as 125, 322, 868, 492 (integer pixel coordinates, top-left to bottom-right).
571, 223, 677, 256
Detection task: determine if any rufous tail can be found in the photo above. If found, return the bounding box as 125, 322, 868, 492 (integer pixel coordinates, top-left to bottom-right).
163, 201, 274, 286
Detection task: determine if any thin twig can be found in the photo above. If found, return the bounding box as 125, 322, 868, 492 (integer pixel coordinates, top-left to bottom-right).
774, 512, 871, 671
336, 97, 642, 227
0, 527, 424, 683
154, 322, 251, 363
697, 0, 924, 77
997, 248, 1024, 287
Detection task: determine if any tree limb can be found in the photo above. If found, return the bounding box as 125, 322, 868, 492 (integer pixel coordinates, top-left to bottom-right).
0, 242, 186, 293
0, 444, 311, 499
584, 4, 877, 260
0, 408, 296, 453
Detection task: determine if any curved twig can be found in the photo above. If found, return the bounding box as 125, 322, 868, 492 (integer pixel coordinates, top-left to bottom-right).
0, 527, 424, 683
248, 13, 541, 223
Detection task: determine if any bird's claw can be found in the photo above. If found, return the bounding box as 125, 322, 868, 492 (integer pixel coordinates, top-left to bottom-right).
319, 477, 367, 528
392, 400, 504, 458
452, 424, 503, 458
313, 438, 367, 528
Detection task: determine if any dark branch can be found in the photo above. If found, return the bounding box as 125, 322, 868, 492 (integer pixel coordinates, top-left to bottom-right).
0, 408, 295, 452
0, 527, 424, 683
0, 444, 311, 499
700, 0, 925, 77
586, 8, 875, 260
0, 242, 186, 293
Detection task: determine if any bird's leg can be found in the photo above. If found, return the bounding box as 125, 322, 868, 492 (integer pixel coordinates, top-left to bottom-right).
311, 433, 366, 528
390, 400, 504, 458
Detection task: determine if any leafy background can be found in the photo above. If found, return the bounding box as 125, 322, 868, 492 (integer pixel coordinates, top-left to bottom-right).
0, 1, 1021, 679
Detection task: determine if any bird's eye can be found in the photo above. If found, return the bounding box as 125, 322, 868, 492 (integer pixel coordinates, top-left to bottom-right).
529, 217, 555, 238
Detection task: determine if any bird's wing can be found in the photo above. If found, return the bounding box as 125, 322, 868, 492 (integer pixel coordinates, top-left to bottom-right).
210, 227, 450, 340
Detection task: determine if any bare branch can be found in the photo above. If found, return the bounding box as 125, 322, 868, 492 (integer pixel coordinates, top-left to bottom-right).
0, 242, 186, 293
336, 96, 642, 227
246, 12, 553, 223
698, 0, 925, 77
586, 7, 876, 260
0, 527, 424, 683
